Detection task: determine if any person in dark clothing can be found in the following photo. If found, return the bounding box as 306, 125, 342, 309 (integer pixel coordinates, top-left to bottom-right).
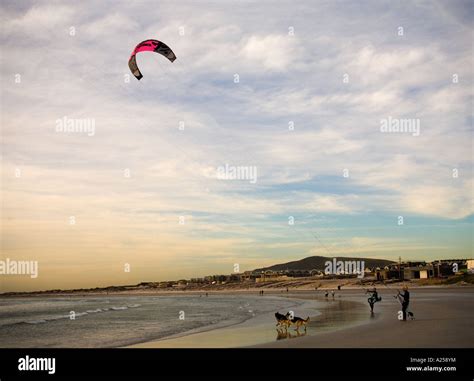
366, 287, 381, 312
399, 285, 410, 321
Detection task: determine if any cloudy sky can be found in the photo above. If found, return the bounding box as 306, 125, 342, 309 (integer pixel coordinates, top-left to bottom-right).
1, 0, 472, 291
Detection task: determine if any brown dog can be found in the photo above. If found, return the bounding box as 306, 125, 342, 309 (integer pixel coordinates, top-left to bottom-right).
289, 316, 310, 330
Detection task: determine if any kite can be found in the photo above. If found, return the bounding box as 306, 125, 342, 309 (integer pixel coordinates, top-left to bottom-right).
128, 39, 176, 80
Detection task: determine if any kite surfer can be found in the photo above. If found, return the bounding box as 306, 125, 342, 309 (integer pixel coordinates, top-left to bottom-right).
397, 285, 412, 320
366, 287, 381, 313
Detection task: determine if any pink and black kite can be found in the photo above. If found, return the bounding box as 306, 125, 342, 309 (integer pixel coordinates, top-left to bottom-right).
128, 39, 177, 80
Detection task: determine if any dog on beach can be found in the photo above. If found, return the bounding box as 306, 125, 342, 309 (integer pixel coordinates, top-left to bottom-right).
275, 312, 311, 331
289, 316, 310, 330
274, 312, 291, 328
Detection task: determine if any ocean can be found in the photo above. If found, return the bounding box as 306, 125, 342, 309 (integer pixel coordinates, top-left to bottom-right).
0, 294, 304, 347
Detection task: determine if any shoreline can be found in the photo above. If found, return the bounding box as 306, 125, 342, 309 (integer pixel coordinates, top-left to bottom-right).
2, 282, 473, 299
129, 288, 474, 348
127, 296, 341, 348
125, 295, 317, 348
1, 288, 472, 348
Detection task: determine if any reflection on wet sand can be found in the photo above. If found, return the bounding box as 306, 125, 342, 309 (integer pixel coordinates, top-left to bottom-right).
307, 299, 368, 333
276, 327, 307, 340
273, 299, 367, 341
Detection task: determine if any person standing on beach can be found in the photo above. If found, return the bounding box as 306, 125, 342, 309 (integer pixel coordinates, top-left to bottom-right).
366, 287, 381, 313
398, 285, 410, 321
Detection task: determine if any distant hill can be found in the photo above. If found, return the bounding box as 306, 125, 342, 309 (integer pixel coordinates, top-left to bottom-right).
254, 256, 395, 272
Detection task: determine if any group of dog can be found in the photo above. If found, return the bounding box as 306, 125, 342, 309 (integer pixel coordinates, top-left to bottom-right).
274, 311, 310, 330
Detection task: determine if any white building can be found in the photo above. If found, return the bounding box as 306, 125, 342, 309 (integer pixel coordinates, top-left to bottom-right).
467, 259, 474, 274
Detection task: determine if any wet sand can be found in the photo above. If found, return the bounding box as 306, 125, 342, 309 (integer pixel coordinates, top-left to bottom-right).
129, 298, 332, 348
129, 288, 474, 348
259, 288, 474, 348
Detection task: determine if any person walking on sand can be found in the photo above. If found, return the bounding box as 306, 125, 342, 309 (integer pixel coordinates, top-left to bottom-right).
398, 285, 410, 321
331, 290, 335, 299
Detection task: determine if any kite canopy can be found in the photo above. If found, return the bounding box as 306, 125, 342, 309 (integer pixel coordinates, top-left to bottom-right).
128, 39, 176, 80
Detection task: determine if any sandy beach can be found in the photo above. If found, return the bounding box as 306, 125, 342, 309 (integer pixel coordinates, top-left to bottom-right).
129, 287, 474, 348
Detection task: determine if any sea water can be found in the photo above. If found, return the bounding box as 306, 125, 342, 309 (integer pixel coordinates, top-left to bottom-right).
0, 294, 304, 347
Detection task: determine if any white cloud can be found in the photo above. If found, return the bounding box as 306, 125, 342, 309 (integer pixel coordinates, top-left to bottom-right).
0, 0, 472, 290
241, 34, 297, 71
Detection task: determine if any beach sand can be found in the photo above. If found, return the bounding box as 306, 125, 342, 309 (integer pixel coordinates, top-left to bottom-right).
129, 287, 474, 348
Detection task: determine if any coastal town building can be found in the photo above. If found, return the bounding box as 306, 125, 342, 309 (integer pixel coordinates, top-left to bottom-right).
466, 259, 474, 274
403, 265, 434, 280
149, 258, 472, 289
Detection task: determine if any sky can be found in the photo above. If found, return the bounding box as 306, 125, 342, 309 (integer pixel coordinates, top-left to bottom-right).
0, 0, 472, 292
